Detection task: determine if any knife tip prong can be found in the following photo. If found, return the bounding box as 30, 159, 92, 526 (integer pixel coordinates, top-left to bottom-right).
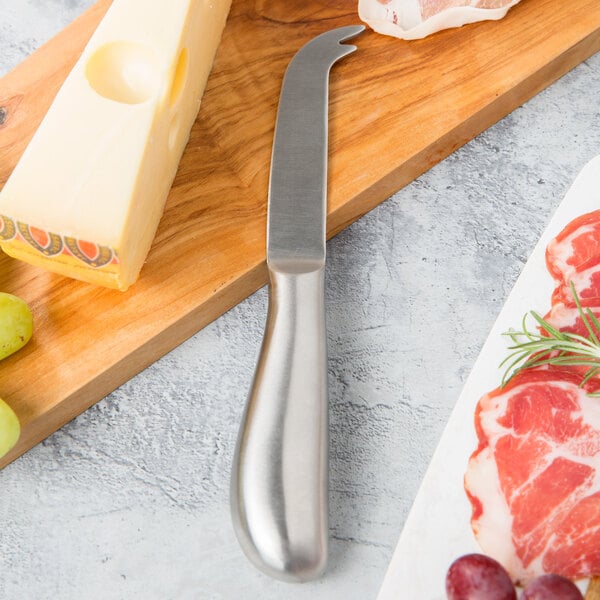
337, 24, 366, 43
311, 25, 364, 60
338, 44, 358, 57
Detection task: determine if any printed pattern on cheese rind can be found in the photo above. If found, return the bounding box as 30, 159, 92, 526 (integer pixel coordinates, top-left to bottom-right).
17, 221, 63, 257
0, 214, 16, 241
0, 215, 118, 268
63, 237, 115, 268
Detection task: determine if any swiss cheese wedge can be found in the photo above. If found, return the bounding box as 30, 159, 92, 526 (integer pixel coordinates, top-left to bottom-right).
0, 0, 231, 291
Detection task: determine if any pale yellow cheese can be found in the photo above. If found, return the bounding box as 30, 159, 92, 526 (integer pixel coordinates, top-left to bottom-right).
0, 0, 231, 291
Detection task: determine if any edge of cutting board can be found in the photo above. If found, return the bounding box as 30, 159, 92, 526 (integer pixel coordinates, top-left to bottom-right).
1, 0, 599, 468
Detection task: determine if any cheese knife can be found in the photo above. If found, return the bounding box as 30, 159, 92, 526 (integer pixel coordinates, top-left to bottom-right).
230, 25, 364, 582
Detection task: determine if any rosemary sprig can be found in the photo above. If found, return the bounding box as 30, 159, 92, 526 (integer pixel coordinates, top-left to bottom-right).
500, 283, 600, 395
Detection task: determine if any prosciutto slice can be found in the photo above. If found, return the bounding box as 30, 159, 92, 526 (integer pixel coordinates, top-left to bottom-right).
544, 303, 600, 338
551, 262, 600, 307
358, 0, 521, 40
546, 210, 600, 308
546, 210, 600, 285
465, 367, 600, 584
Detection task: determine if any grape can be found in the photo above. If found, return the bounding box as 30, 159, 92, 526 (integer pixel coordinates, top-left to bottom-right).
521, 574, 584, 600
0, 292, 33, 360
0, 398, 20, 458
446, 554, 517, 600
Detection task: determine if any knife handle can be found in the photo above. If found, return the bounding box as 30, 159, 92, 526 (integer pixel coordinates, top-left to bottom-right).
231, 265, 328, 582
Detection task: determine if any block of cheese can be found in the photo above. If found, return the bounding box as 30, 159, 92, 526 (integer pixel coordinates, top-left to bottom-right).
0, 0, 231, 291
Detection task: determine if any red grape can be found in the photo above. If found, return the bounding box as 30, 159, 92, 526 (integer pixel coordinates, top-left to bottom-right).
446, 554, 517, 600
521, 574, 583, 600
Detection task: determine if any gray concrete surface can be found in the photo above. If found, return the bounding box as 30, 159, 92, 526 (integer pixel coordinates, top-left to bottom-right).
0, 2, 598, 599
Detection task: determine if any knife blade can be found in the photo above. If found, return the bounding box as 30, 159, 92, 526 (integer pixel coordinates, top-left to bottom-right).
230, 25, 364, 582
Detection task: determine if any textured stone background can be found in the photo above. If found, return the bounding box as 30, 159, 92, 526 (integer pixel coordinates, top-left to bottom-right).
0, 2, 599, 599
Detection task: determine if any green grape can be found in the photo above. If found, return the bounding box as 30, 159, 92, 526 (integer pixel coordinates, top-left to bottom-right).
0, 292, 33, 360
0, 398, 20, 458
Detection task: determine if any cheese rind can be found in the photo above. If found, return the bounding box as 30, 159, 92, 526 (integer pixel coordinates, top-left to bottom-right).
0, 0, 232, 291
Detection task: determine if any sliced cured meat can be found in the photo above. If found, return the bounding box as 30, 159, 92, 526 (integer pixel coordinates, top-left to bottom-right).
358, 0, 521, 39
542, 493, 600, 577
546, 209, 600, 286
551, 261, 600, 307
420, 0, 516, 19
543, 303, 600, 338
465, 367, 600, 584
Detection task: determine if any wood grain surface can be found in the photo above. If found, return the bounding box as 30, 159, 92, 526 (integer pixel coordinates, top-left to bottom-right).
0, 0, 599, 469
587, 577, 600, 600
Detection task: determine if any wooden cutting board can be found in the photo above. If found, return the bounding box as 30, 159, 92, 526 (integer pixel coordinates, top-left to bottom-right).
1, 0, 599, 469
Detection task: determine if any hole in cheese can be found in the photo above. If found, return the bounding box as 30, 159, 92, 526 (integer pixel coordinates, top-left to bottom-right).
85, 41, 162, 105
169, 48, 189, 107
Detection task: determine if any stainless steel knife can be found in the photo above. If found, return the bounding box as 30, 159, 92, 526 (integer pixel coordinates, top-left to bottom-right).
230, 25, 364, 582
